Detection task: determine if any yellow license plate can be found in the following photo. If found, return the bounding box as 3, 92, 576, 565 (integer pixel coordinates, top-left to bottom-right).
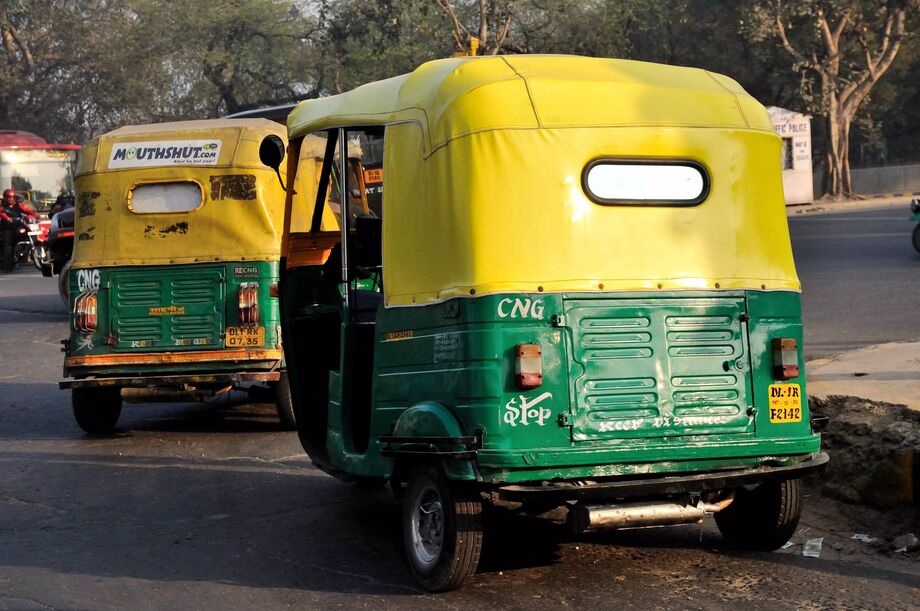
226, 326, 264, 348
768, 384, 802, 423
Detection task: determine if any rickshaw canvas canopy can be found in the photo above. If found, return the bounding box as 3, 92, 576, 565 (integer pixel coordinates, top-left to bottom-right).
286, 55, 800, 307
72, 119, 287, 269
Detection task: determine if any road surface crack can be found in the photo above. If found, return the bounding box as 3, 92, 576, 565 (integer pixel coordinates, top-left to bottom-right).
0, 592, 56, 609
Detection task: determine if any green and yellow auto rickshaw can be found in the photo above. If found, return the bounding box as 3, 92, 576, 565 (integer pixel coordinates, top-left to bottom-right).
264, 55, 827, 591
61, 119, 296, 433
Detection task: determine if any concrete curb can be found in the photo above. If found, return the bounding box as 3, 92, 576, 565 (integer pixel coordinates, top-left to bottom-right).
806, 341, 920, 412
786, 195, 913, 217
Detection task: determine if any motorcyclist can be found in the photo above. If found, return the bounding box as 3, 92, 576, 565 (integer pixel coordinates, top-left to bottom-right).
1, 188, 36, 271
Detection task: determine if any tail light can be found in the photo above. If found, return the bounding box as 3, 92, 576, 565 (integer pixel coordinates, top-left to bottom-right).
515, 343, 543, 389
74, 291, 97, 333
772, 338, 799, 379
239, 282, 260, 326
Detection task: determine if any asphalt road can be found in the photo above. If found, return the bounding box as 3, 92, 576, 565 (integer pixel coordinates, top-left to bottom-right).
789, 204, 920, 360
1, 221, 919, 609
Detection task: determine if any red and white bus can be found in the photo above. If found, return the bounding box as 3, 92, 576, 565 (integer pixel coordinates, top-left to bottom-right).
0, 130, 80, 213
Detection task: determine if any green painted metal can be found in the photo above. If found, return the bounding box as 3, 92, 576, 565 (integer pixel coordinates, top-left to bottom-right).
108, 266, 226, 351
564, 296, 754, 440
281, 277, 819, 486
65, 260, 282, 378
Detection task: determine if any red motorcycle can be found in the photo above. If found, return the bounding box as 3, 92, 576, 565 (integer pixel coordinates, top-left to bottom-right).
1, 210, 45, 272
26, 218, 51, 270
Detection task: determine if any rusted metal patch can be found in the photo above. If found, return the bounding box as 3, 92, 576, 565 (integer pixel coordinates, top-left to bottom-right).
144, 221, 189, 238
78, 191, 99, 216
210, 174, 256, 200
78, 226, 95, 241
160, 221, 188, 234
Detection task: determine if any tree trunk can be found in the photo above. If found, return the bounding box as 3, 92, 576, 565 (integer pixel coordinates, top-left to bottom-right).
825, 113, 854, 200
840, 117, 853, 195
825, 114, 842, 199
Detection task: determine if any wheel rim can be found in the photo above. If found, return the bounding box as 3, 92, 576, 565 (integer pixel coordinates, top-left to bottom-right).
409, 482, 444, 569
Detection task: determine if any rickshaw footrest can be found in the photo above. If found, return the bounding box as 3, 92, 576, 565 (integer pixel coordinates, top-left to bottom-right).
378, 434, 480, 460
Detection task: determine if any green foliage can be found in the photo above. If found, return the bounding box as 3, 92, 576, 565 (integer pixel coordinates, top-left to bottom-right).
0, 0, 918, 178
316, 0, 454, 93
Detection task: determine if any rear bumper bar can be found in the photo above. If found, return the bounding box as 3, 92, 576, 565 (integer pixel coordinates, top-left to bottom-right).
497, 452, 829, 502
60, 371, 280, 390
64, 348, 283, 368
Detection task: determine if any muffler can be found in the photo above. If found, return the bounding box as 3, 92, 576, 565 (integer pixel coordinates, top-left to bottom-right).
569, 493, 734, 533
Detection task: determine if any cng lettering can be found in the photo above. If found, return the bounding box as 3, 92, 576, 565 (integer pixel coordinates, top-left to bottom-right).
497, 298, 544, 319
76, 269, 100, 292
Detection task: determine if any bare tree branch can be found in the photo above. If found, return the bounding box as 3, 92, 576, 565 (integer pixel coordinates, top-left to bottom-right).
492, 6, 517, 55
774, 1, 820, 72
436, 0, 471, 51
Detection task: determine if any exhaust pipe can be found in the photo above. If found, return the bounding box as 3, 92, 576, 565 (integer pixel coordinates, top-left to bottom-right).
569, 493, 734, 533
121, 384, 233, 403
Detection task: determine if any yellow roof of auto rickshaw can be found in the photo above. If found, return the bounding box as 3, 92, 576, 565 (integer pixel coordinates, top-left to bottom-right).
287, 55, 774, 152
76, 118, 286, 175
71, 118, 289, 269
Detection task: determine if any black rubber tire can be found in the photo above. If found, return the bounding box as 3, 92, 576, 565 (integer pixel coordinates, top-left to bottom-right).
715, 479, 802, 551
72, 386, 123, 435
31, 245, 44, 271
913, 224, 920, 254
58, 260, 72, 307
402, 465, 483, 592
273, 370, 297, 431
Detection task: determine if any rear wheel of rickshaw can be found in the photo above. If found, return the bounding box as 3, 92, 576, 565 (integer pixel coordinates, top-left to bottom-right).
273, 370, 296, 431
715, 478, 802, 550
912, 224, 920, 254
72, 387, 123, 435
402, 465, 483, 592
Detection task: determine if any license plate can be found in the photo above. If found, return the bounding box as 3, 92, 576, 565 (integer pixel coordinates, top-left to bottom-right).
226, 326, 264, 348
768, 383, 802, 423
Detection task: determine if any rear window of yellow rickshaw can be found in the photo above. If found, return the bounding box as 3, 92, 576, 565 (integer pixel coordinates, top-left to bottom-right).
127, 181, 203, 214
582, 159, 710, 206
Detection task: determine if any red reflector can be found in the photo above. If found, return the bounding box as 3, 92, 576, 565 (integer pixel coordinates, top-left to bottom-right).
515, 343, 543, 389
772, 337, 799, 379
238, 282, 260, 326
73, 291, 97, 333
269, 281, 279, 298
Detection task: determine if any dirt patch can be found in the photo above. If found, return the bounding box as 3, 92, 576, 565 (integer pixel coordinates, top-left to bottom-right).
805, 395, 919, 556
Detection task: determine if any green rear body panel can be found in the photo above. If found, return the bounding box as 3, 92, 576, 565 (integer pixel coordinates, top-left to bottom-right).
293, 287, 819, 485
65, 261, 281, 378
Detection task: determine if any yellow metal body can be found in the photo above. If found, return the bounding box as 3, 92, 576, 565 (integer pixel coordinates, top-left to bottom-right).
286, 55, 799, 307
72, 119, 288, 269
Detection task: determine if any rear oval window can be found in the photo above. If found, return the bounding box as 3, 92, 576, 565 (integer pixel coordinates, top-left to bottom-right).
583, 160, 709, 206
129, 182, 202, 213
